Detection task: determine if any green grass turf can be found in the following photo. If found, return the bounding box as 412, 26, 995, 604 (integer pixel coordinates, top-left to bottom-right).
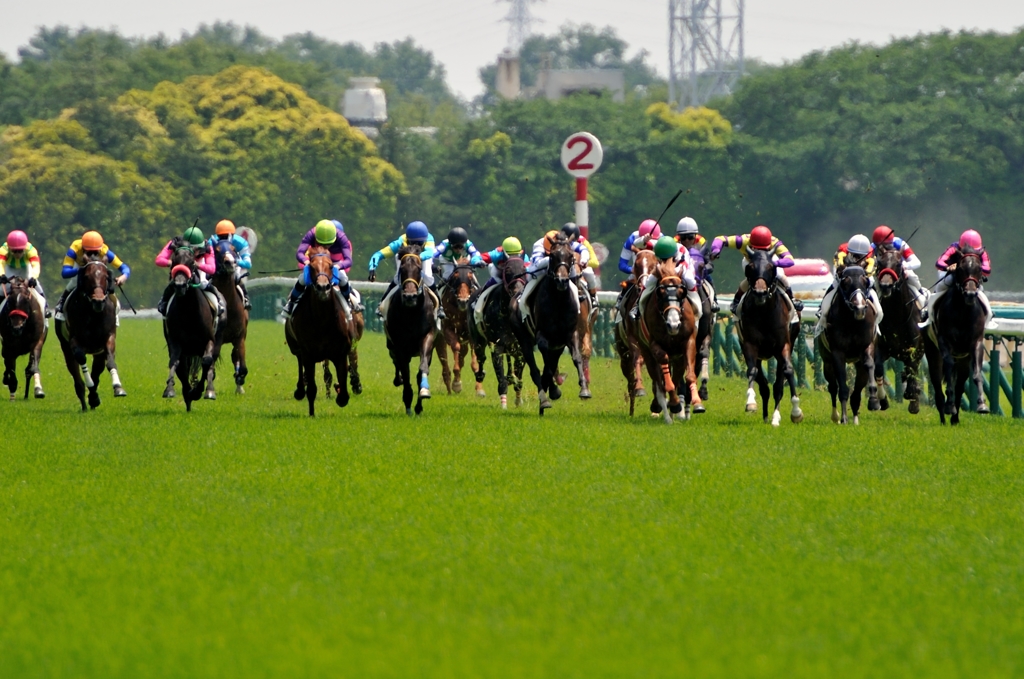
1, 319, 1023, 677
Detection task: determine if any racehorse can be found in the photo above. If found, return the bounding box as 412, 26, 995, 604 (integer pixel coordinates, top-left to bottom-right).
923, 249, 988, 425
817, 265, 880, 424
512, 235, 590, 415
211, 239, 249, 395
469, 256, 528, 409
1, 277, 47, 400
436, 257, 482, 395
574, 252, 595, 390
614, 250, 655, 416
873, 242, 924, 414
637, 257, 702, 423
383, 244, 436, 415
55, 258, 127, 411
162, 243, 223, 411
695, 278, 715, 402
285, 244, 352, 417
735, 248, 804, 426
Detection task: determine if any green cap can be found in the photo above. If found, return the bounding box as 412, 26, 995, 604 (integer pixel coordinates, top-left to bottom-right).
183, 226, 205, 245
314, 219, 337, 245
654, 236, 678, 260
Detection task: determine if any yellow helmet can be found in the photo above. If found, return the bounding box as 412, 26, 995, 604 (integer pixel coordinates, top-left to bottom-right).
314, 219, 337, 245
501, 237, 523, 255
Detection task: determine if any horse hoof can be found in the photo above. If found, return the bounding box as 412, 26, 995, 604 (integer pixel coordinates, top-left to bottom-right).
393, 375, 404, 387
634, 388, 646, 398
854, 415, 860, 425
476, 386, 487, 398
236, 385, 245, 395
556, 373, 566, 386
698, 385, 709, 401
515, 395, 523, 407
831, 410, 840, 423
163, 387, 176, 399
668, 401, 683, 414
293, 388, 305, 401
879, 398, 889, 411
771, 410, 782, 427
8, 392, 15, 402
539, 396, 552, 411
419, 388, 431, 399
867, 398, 880, 411
336, 392, 349, 408
908, 400, 920, 415
34, 388, 45, 399
579, 388, 592, 400
352, 382, 363, 395
745, 403, 757, 413
114, 386, 127, 398
406, 408, 413, 416
549, 384, 562, 401
791, 411, 804, 424
88, 393, 101, 409
977, 403, 990, 414
692, 403, 706, 414
205, 391, 216, 400
453, 381, 462, 394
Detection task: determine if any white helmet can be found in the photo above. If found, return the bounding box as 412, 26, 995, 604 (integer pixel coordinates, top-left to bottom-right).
676, 216, 699, 235
848, 234, 871, 257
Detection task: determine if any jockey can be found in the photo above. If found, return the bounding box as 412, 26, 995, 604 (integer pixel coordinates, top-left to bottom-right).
54, 230, 130, 323
521, 229, 590, 312
0, 230, 48, 315
470, 237, 528, 316
710, 226, 801, 315
815, 233, 882, 335
871, 225, 927, 306
155, 225, 219, 316
282, 219, 356, 318
561, 222, 598, 306
675, 216, 718, 313
433, 227, 481, 280
616, 219, 662, 311
920, 229, 995, 329
635, 235, 702, 324
206, 219, 253, 310
368, 221, 440, 318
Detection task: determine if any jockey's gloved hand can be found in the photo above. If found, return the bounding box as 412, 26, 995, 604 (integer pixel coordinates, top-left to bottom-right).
704, 263, 714, 275
115, 274, 127, 286
368, 252, 383, 270
983, 275, 989, 283
27, 277, 37, 288
0, 275, 7, 285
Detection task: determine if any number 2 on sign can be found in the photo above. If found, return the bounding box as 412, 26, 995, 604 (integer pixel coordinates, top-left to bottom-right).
566, 136, 594, 171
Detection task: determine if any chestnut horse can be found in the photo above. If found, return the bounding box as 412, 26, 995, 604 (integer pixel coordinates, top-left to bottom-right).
614, 250, 656, 416
211, 239, 249, 395
55, 258, 127, 410
436, 257, 482, 395
1, 277, 47, 400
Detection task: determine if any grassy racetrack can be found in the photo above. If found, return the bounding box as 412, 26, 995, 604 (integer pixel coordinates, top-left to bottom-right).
2, 320, 1022, 677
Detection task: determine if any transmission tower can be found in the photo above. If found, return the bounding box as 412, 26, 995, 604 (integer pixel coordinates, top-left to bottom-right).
669, 0, 744, 107
501, 0, 542, 53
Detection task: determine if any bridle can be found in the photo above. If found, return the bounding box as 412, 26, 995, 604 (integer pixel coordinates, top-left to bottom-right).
400, 252, 423, 294
956, 252, 983, 293
656, 273, 684, 320
307, 251, 334, 290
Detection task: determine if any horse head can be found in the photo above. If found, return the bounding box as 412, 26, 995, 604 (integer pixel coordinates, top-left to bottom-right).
398, 244, 424, 307
79, 255, 113, 313
305, 244, 335, 301
745, 247, 777, 306
214, 239, 237, 276
502, 256, 527, 298
956, 249, 984, 306
839, 265, 870, 320
447, 256, 476, 312
654, 259, 684, 335
3, 277, 33, 336
547, 235, 574, 291
874, 243, 903, 299
633, 250, 657, 280
169, 242, 199, 299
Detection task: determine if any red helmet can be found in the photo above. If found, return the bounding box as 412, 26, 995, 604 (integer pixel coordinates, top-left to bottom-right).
872, 226, 895, 244
749, 226, 773, 250
6, 230, 28, 250
959, 229, 982, 250
638, 219, 661, 239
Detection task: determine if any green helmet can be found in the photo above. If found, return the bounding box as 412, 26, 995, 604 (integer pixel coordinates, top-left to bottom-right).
314, 219, 337, 245
502, 237, 523, 255
183, 226, 205, 245
654, 236, 679, 260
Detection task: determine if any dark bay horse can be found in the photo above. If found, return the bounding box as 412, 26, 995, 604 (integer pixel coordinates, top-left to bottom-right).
873, 243, 924, 414
735, 248, 803, 426
162, 243, 222, 411
923, 249, 988, 425
817, 265, 880, 425
384, 244, 436, 415
285, 244, 352, 417
211, 239, 249, 395
436, 258, 482, 395
614, 250, 656, 415
1, 277, 47, 400
55, 259, 126, 411
512, 236, 590, 415
469, 256, 528, 409
637, 258, 701, 423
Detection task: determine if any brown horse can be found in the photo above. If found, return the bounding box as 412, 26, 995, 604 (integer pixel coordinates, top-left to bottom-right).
435, 258, 482, 395
384, 244, 436, 415
55, 259, 127, 411
923, 250, 989, 425
735, 248, 803, 426
211, 239, 249, 395
614, 250, 656, 416
1, 277, 47, 400
637, 258, 701, 423
873, 242, 924, 414
285, 244, 352, 417
162, 244, 223, 411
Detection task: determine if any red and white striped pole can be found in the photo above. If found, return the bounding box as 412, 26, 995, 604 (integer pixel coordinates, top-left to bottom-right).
575, 177, 589, 240
561, 131, 603, 241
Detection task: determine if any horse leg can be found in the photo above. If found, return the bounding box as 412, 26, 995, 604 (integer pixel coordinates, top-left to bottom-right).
164, 342, 181, 399
570, 335, 591, 399
304, 357, 318, 417
513, 353, 525, 407
940, 338, 957, 420
633, 342, 647, 398
87, 354, 104, 410
698, 334, 711, 402
904, 362, 921, 415
451, 330, 464, 394
417, 329, 434, 407
617, 339, 637, 416
543, 346, 563, 402
233, 340, 248, 394
973, 341, 989, 415
673, 354, 692, 421
190, 341, 215, 402
755, 366, 771, 424
780, 347, 803, 424
323, 361, 334, 393
865, 345, 880, 413
348, 345, 362, 395
650, 343, 681, 416
686, 334, 704, 415
925, 343, 946, 425
3, 351, 16, 401
492, 346, 509, 409
852, 362, 869, 426
470, 332, 487, 397
834, 352, 850, 425
743, 348, 760, 413
177, 359, 194, 412
434, 333, 451, 395
106, 334, 126, 398
61, 345, 88, 411
333, 353, 350, 408
522, 345, 549, 413
401, 360, 413, 416
294, 357, 306, 401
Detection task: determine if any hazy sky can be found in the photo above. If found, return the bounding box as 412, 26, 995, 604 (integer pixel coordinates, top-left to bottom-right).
3, 0, 1024, 99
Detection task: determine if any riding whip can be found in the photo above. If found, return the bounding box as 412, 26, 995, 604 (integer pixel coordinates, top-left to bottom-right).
654, 189, 684, 228
117, 285, 138, 314
257, 269, 303, 274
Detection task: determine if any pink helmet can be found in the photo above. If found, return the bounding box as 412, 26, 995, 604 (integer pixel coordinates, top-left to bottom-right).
6, 230, 28, 250
958, 229, 982, 250
638, 219, 662, 240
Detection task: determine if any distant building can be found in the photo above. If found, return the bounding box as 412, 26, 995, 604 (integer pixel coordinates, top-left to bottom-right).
496, 50, 521, 100
530, 69, 625, 102
342, 77, 387, 139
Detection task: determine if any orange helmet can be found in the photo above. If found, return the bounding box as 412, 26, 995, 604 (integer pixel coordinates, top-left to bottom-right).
542, 230, 561, 254
749, 226, 773, 250
81, 231, 104, 251
216, 219, 236, 236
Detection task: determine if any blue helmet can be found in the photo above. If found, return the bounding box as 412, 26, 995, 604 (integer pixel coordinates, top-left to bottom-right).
406, 221, 429, 242
331, 219, 344, 233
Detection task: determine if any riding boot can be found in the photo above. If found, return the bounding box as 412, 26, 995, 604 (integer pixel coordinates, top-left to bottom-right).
282, 282, 304, 318
239, 279, 252, 310
53, 289, 70, 321
785, 286, 804, 312
157, 284, 174, 316
339, 283, 362, 312
431, 284, 446, 319
729, 289, 743, 315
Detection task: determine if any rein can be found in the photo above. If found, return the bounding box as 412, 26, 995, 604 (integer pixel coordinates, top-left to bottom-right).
400, 252, 423, 292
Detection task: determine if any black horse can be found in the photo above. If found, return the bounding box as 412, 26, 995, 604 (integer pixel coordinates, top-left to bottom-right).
55, 259, 127, 410
469, 256, 527, 409
383, 244, 436, 415
735, 248, 804, 426
211, 238, 249, 395
923, 249, 989, 425
1, 276, 47, 400
511, 235, 590, 415
817, 265, 880, 425
873, 243, 924, 414
162, 243, 223, 411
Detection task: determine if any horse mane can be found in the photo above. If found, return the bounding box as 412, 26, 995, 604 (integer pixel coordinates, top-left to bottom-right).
655, 258, 680, 281
398, 243, 423, 258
